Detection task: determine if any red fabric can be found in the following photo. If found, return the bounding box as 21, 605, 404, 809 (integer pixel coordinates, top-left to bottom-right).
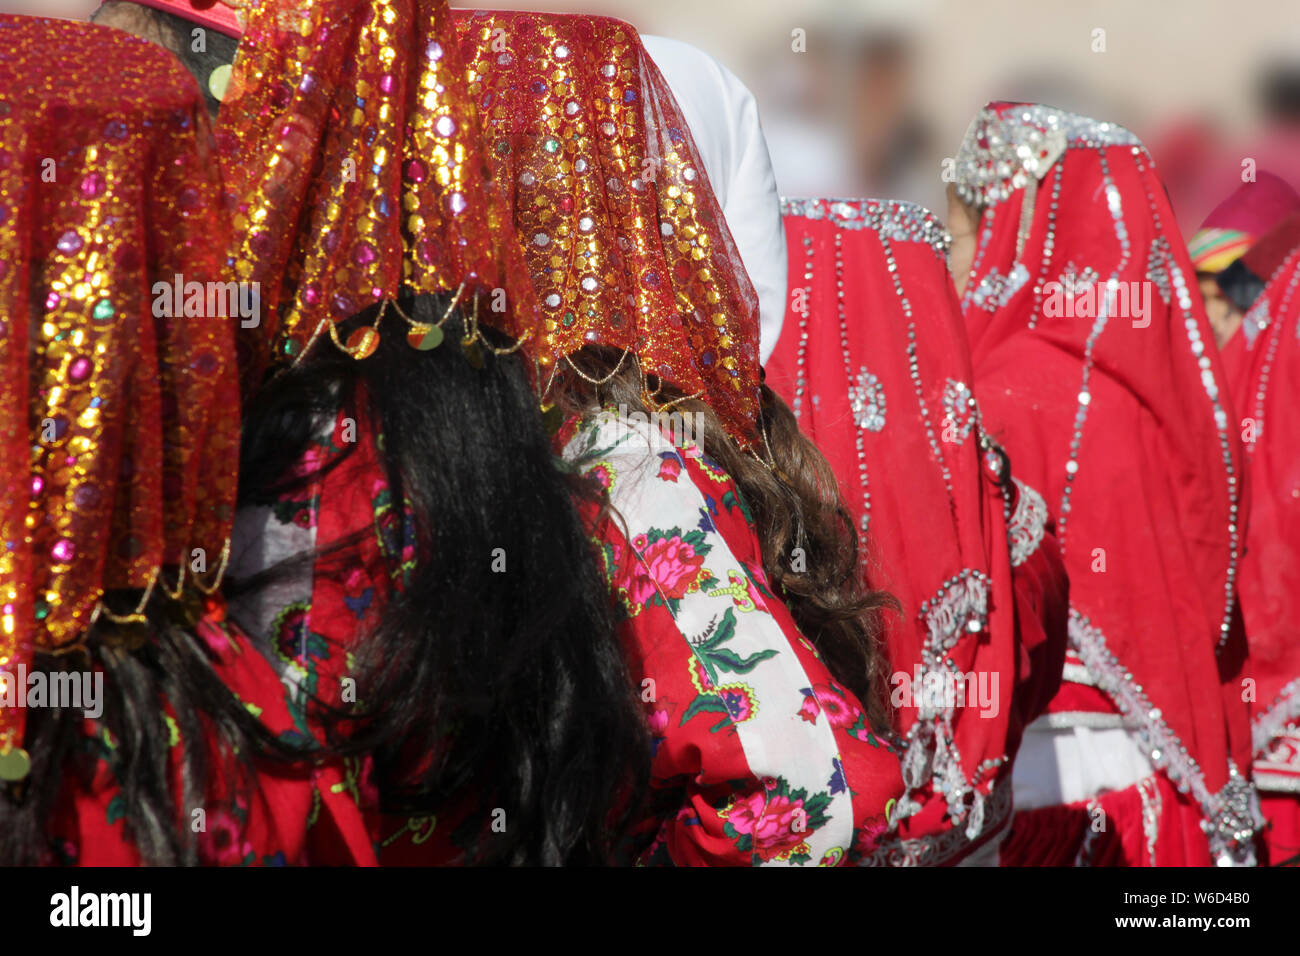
1000, 773, 1213, 866
248, 399, 906, 864
1260, 793, 1300, 866
956, 102, 1255, 860
48, 609, 373, 866
767, 199, 1068, 863
567, 423, 904, 865
1227, 247, 1300, 803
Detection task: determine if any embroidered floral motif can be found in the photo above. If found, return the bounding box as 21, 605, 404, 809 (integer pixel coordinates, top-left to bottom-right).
941, 379, 981, 444
968, 263, 1029, 311
798, 682, 880, 745
1007, 478, 1048, 567
720, 777, 831, 865
848, 367, 887, 432
562, 409, 899, 864
626, 527, 714, 613
682, 607, 775, 732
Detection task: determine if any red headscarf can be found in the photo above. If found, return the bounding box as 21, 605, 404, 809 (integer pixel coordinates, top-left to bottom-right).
766, 198, 1068, 864
451, 10, 762, 445
953, 102, 1258, 862
1229, 244, 1300, 793
0, 15, 238, 774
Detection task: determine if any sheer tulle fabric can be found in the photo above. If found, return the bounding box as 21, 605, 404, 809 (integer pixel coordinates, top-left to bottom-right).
0, 16, 238, 750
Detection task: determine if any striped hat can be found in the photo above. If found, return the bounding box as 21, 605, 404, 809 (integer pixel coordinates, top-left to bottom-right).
1190, 172, 1300, 273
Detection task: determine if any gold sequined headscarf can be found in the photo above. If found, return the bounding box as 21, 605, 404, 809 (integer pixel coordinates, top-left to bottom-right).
217, 1, 762, 442
453, 10, 762, 442
0, 16, 239, 772
217, 0, 538, 378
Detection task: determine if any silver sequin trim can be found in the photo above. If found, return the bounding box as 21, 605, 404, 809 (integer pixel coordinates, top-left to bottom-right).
1067, 609, 1261, 864
1007, 477, 1047, 567
780, 197, 951, 257
954, 103, 1142, 209
859, 775, 1013, 867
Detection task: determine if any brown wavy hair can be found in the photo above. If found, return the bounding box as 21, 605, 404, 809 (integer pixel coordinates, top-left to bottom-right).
552, 347, 897, 730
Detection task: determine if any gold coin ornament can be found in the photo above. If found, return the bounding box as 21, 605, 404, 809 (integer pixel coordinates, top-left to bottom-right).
0, 746, 31, 782
408, 325, 444, 350
540, 402, 564, 436
461, 338, 485, 369
208, 63, 233, 103
345, 326, 380, 360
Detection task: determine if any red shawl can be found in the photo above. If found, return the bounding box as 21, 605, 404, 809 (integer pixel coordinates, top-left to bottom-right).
1229, 245, 1300, 795
953, 102, 1258, 863
767, 198, 1067, 864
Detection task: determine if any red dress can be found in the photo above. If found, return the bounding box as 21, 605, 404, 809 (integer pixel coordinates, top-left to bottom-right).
767, 197, 1068, 864
1224, 248, 1300, 865
953, 102, 1258, 865
47, 608, 373, 866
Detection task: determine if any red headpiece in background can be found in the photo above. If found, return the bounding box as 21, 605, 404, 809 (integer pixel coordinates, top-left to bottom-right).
0, 15, 238, 777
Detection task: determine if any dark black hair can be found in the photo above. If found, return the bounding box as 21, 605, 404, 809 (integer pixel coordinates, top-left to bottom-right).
1216, 257, 1268, 314
93, 1, 239, 117
232, 293, 650, 865
0, 606, 296, 865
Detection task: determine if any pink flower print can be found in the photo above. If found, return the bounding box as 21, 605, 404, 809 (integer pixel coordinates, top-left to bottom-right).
648, 708, 669, 736
797, 692, 820, 724
199, 811, 252, 866
808, 683, 861, 731
587, 463, 613, 492
197, 620, 231, 658
725, 790, 810, 862
855, 814, 891, 856
292, 445, 326, 479
657, 454, 683, 482
638, 535, 704, 600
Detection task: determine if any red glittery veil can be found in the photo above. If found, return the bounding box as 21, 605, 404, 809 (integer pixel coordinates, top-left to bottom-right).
216, 0, 538, 379
0, 16, 238, 770
452, 10, 762, 442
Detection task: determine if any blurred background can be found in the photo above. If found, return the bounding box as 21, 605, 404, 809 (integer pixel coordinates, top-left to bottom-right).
26, 0, 1300, 235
